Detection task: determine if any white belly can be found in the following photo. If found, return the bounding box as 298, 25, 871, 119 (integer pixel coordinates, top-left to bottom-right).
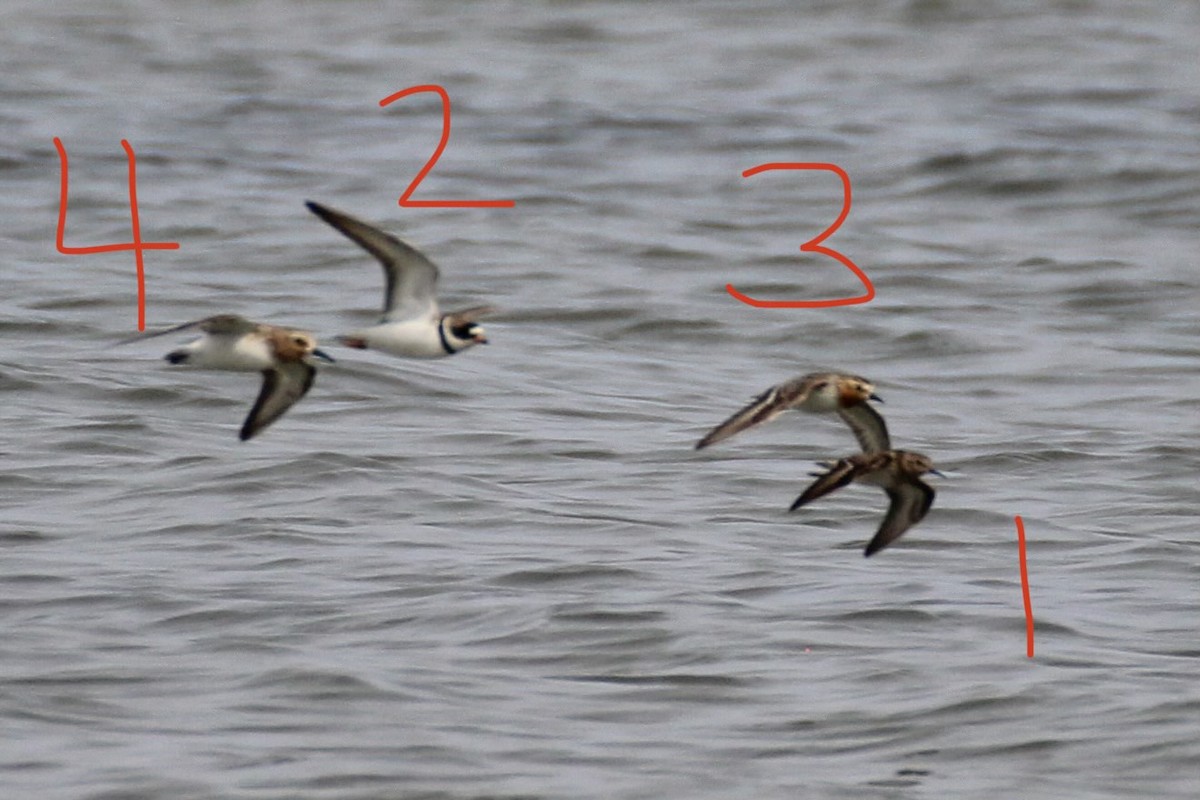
796, 384, 841, 413
182, 334, 275, 371
357, 319, 448, 358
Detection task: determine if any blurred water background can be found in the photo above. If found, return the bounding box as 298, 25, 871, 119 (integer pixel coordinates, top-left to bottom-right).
2, 1, 1199, 797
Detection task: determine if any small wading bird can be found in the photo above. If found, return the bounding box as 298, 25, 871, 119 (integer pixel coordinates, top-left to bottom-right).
789, 450, 942, 557
122, 314, 334, 441
695, 371, 887, 453
306, 201, 494, 358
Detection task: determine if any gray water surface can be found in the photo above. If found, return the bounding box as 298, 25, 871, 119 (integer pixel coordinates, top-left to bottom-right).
3, 2, 1200, 798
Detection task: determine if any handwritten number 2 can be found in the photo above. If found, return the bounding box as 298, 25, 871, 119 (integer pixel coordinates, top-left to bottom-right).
380, 84, 515, 209
727, 162, 874, 309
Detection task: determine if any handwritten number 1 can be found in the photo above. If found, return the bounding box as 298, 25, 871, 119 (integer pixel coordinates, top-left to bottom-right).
380, 84, 515, 209
727, 162, 874, 309
1015, 515, 1034, 658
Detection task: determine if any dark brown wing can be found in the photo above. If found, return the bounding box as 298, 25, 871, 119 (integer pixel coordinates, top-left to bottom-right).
239, 361, 316, 441
118, 314, 255, 345
788, 457, 860, 512
837, 402, 890, 454
862, 479, 935, 557
695, 377, 818, 450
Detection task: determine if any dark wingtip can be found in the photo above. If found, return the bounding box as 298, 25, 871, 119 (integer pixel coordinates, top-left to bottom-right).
238, 415, 259, 441
306, 200, 337, 221
165, 351, 188, 365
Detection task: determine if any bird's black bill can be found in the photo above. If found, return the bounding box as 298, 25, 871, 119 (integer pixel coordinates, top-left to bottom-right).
312, 348, 336, 363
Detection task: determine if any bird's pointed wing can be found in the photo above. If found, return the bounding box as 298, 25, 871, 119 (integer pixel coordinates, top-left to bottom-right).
695, 377, 816, 450
789, 458, 860, 512
836, 402, 890, 454
117, 314, 255, 345
444, 305, 496, 326
239, 361, 316, 441
863, 480, 935, 557
307, 201, 440, 323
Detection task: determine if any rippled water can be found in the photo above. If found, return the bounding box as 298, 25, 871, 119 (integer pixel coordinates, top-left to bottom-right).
3, 1, 1200, 798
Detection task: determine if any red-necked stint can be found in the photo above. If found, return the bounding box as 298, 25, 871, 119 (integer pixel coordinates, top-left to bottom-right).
789, 450, 941, 557
306, 201, 494, 358
122, 314, 334, 441
695, 372, 888, 453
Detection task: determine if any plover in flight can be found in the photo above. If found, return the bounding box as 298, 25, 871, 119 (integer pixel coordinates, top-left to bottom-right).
789, 450, 941, 557
695, 372, 887, 453
306, 201, 494, 358
122, 314, 334, 441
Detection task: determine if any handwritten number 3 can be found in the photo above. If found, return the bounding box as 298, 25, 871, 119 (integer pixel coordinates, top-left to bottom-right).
727, 162, 874, 309
380, 84, 515, 209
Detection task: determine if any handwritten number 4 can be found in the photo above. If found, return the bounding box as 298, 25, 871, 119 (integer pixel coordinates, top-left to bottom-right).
381, 84, 515, 209
54, 137, 179, 332
727, 162, 874, 309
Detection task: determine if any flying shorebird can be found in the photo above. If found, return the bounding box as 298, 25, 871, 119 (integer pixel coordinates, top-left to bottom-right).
695, 372, 887, 453
121, 314, 334, 441
306, 201, 494, 358
789, 449, 942, 557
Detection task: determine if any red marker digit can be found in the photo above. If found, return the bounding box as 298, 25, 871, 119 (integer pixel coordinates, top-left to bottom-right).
380, 84, 515, 209
1015, 515, 1034, 658
54, 138, 179, 331
727, 162, 874, 309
